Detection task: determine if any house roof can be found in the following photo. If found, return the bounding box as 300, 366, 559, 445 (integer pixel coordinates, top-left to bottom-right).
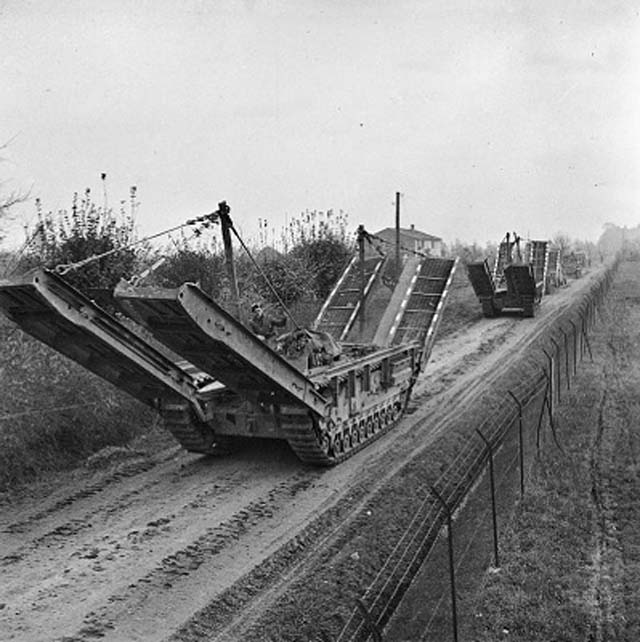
374, 227, 442, 242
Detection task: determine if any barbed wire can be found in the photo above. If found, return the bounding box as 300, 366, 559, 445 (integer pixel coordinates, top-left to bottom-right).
0, 401, 103, 422
337, 372, 546, 641
417, 445, 523, 641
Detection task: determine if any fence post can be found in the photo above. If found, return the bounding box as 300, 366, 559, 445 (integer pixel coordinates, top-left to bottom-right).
560, 327, 570, 391
577, 301, 589, 360
536, 368, 550, 452
542, 348, 554, 415
549, 338, 562, 403
430, 487, 458, 642
476, 429, 500, 568
508, 390, 525, 497
538, 365, 565, 455
355, 599, 383, 642
581, 317, 594, 362
569, 319, 578, 375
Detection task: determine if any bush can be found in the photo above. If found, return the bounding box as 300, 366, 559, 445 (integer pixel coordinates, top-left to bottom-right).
0, 316, 153, 490
19, 187, 140, 293
290, 237, 352, 299
152, 247, 225, 298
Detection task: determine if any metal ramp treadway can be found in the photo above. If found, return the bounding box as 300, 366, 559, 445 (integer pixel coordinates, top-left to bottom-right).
115, 282, 328, 416
504, 264, 537, 297
527, 240, 549, 286
0, 269, 208, 410
493, 240, 513, 288
313, 255, 386, 341
467, 260, 497, 297
375, 257, 456, 365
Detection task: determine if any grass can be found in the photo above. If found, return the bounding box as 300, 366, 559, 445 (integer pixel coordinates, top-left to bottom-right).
0, 316, 153, 491
469, 261, 640, 641
439, 266, 483, 337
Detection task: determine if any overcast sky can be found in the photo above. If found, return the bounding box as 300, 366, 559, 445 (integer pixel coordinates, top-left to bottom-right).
1, 0, 639, 249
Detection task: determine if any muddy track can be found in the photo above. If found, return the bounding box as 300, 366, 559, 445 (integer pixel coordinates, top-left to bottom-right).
0, 270, 607, 642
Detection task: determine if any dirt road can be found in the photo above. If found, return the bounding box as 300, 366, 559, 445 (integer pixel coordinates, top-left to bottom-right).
0, 270, 605, 642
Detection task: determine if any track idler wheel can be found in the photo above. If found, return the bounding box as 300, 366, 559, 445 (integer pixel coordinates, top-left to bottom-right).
162, 402, 242, 456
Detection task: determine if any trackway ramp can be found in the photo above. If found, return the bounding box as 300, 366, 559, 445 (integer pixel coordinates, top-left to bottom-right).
314, 255, 386, 341
375, 256, 456, 362
115, 281, 329, 417
0, 269, 206, 409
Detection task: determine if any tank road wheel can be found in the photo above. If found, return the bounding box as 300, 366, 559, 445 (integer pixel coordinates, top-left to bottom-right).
282, 411, 336, 465
365, 417, 374, 438
319, 433, 331, 455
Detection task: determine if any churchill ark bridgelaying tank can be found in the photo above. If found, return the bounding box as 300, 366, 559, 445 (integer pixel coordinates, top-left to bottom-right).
0, 202, 457, 465
466, 232, 549, 318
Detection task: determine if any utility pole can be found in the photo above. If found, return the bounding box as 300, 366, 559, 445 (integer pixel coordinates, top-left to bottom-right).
218, 201, 240, 315
395, 191, 401, 281
358, 224, 366, 335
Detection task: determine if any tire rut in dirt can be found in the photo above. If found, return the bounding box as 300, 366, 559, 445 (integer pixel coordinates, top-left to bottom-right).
0, 460, 252, 568
64, 471, 323, 640
1, 458, 157, 537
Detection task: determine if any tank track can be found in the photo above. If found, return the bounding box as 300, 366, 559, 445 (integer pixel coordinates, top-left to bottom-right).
280, 393, 406, 466
161, 402, 242, 456
162, 395, 407, 465
481, 299, 497, 318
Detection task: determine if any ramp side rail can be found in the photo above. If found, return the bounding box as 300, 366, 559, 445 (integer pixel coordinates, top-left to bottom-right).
314, 256, 386, 340
115, 283, 329, 417
0, 270, 208, 414
376, 257, 457, 368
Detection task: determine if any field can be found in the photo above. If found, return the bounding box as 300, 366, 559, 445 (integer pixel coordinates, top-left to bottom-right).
1, 260, 638, 641
469, 260, 640, 641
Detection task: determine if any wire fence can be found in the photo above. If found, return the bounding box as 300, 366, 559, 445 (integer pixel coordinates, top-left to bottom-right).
325, 259, 618, 642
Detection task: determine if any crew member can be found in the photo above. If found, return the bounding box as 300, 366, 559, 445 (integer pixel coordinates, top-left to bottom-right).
249, 302, 286, 340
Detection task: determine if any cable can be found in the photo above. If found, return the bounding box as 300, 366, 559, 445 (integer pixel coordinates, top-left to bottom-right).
53, 208, 222, 276
229, 223, 302, 330
338, 374, 547, 641
0, 401, 102, 421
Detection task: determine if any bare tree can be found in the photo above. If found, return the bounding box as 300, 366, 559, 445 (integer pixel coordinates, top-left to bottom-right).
552, 232, 572, 253
0, 139, 28, 244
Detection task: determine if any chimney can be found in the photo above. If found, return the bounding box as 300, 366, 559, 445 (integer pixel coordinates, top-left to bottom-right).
410, 223, 415, 231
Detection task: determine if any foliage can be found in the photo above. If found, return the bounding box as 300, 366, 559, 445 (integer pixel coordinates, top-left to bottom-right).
147, 219, 353, 310
290, 236, 352, 298
20, 186, 140, 293
552, 232, 571, 252
0, 316, 152, 490
446, 239, 487, 264
596, 222, 640, 261
153, 246, 225, 298
277, 208, 352, 251
0, 139, 29, 246
248, 253, 314, 305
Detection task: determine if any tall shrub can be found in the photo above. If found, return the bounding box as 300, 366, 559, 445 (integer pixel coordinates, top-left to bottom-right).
21, 186, 139, 293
